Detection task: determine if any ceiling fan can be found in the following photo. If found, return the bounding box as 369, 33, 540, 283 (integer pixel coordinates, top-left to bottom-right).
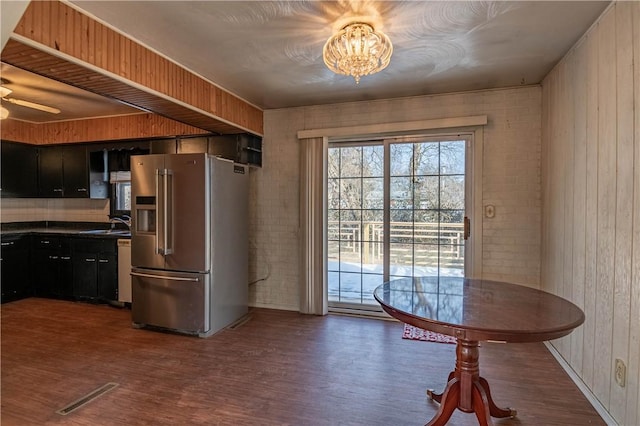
0, 78, 61, 118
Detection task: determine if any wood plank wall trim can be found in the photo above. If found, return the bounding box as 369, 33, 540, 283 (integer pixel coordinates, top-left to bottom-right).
541, 2, 640, 425
0, 113, 208, 145
10, 1, 263, 136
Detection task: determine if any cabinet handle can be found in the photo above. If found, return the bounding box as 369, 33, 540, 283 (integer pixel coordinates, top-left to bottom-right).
1, 241, 14, 246
50, 255, 59, 260
85, 258, 96, 262
41, 240, 51, 244
98, 259, 109, 263
60, 256, 71, 260
53, 188, 63, 192
77, 188, 87, 192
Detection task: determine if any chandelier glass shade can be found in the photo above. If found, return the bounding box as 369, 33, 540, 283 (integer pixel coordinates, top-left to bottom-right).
323, 22, 393, 84
0, 105, 8, 120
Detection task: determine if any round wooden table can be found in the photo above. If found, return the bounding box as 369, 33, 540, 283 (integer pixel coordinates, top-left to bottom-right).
373, 277, 585, 426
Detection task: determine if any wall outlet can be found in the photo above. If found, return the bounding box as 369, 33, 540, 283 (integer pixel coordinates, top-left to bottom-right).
615, 358, 626, 387
484, 204, 495, 218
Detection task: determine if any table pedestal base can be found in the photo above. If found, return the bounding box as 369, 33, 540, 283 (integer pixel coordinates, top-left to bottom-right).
425, 339, 517, 426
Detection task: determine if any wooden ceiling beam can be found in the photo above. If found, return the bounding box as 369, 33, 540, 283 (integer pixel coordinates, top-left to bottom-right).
3, 1, 263, 136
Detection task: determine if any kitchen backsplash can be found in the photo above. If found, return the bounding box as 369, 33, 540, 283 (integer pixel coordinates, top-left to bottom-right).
0, 198, 110, 223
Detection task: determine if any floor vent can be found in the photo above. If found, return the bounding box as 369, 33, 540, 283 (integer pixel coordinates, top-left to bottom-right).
56, 382, 119, 416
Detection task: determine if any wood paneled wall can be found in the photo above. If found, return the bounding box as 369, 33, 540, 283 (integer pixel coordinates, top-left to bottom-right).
0, 113, 207, 145
541, 3, 639, 424
6, 1, 262, 136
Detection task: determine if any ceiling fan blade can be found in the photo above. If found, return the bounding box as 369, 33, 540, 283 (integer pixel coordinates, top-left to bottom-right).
4, 97, 61, 114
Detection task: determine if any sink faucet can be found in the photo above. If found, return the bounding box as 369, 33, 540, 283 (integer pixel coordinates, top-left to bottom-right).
109, 215, 131, 229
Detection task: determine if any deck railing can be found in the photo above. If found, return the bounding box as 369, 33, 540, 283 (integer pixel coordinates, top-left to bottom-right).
328, 220, 464, 269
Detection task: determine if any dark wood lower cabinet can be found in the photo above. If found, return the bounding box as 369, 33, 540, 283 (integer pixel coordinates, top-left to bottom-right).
1, 233, 119, 304
73, 253, 99, 298
31, 236, 73, 299
97, 253, 117, 300
0, 235, 31, 303
72, 238, 118, 301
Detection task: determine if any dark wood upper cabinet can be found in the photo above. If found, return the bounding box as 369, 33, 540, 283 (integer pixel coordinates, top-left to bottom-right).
62, 146, 89, 197
38, 146, 64, 197
38, 145, 88, 198
0, 141, 39, 198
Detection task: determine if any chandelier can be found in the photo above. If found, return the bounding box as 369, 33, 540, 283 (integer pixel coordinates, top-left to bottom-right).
323, 22, 393, 84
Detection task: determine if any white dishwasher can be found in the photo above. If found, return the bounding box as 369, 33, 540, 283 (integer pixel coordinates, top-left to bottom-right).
117, 239, 132, 303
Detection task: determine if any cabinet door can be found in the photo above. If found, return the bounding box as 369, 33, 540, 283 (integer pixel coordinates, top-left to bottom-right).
56, 254, 74, 299
38, 146, 64, 197
62, 146, 89, 198
32, 250, 60, 297
73, 253, 98, 298
1, 141, 39, 198
98, 253, 117, 300
0, 237, 31, 302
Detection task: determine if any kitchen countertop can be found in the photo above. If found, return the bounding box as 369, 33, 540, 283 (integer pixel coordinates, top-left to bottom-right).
0, 221, 131, 239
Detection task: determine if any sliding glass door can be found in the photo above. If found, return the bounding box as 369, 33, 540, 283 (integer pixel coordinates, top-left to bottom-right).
327, 134, 471, 310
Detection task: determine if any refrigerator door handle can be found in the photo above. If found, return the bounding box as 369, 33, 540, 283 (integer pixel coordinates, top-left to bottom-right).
155, 168, 163, 255
163, 169, 174, 255
131, 271, 200, 282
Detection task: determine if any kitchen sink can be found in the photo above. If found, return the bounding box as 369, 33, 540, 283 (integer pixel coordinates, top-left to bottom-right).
79, 229, 131, 236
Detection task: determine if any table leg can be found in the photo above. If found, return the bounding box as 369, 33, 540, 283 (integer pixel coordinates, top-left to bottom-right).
425, 339, 516, 426
478, 377, 517, 418
427, 372, 454, 403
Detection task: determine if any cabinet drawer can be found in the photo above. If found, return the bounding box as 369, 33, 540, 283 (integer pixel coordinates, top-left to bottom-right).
33, 236, 60, 249
1, 235, 30, 250
73, 238, 117, 254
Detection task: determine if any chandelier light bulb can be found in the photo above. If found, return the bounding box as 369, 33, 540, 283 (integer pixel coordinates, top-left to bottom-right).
323, 22, 393, 84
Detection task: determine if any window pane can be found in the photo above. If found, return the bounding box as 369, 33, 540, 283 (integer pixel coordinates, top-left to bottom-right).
440, 175, 464, 209
362, 177, 383, 209
413, 244, 439, 276
390, 211, 412, 243
390, 176, 413, 209
339, 272, 363, 302
390, 144, 413, 176
414, 142, 439, 175
414, 176, 439, 209
328, 149, 340, 178
413, 210, 439, 244
339, 178, 361, 209
339, 210, 361, 245
390, 243, 413, 276
340, 241, 361, 270
362, 145, 384, 177
327, 240, 340, 270
340, 147, 362, 177
328, 178, 340, 209
328, 271, 340, 301
361, 273, 383, 303
440, 141, 465, 175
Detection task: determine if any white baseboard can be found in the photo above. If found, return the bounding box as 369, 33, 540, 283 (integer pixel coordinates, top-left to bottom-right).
544, 342, 618, 426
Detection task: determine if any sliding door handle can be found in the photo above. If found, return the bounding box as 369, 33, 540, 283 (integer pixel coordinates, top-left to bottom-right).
464, 216, 470, 240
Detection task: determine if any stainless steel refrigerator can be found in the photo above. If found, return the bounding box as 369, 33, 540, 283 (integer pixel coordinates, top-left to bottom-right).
130, 153, 248, 337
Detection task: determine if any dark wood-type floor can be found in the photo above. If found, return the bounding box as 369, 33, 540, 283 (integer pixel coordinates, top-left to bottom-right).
1, 298, 604, 426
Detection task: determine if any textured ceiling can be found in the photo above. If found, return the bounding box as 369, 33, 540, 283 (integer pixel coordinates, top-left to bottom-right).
1, 1, 610, 123
70, 1, 610, 109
